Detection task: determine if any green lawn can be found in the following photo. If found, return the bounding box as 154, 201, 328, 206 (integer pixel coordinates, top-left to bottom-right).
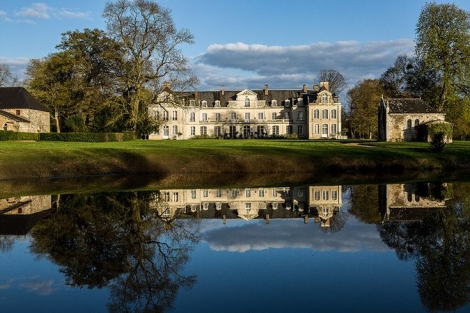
0, 139, 469, 183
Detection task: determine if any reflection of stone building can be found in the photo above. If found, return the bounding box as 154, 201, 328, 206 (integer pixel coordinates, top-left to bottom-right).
379, 183, 450, 223
308, 185, 342, 228
150, 185, 343, 228
0, 195, 52, 235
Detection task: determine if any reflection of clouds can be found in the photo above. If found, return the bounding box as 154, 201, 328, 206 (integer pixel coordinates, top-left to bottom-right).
0, 282, 12, 289
20, 279, 56, 296
200, 218, 389, 253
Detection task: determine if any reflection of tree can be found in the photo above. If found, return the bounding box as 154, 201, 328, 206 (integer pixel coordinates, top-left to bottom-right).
30, 191, 199, 313
378, 183, 470, 312
0, 235, 15, 252
320, 210, 348, 233
346, 185, 381, 224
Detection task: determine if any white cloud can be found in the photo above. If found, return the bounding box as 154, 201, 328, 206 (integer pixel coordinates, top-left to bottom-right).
20, 279, 56, 296
15, 3, 50, 19
0, 10, 9, 21
200, 218, 390, 253
193, 40, 415, 91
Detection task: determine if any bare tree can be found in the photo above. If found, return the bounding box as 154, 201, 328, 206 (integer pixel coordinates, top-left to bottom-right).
317, 69, 347, 95
0, 63, 19, 87
103, 0, 199, 130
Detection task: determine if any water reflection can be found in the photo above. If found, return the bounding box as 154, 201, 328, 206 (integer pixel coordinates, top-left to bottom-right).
0, 182, 469, 312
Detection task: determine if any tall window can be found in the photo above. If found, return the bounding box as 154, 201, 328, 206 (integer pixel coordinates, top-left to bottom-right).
272, 112, 277, 120
173, 192, 179, 202
229, 126, 236, 138
245, 97, 250, 107
314, 109, 319, 119
163, 111, 169, 120
258, 112, 264, 120
191, 190, 197, 199
243, 125, 251, 138
202, 113, 208, 121
414, 119, 419, 127
257, 125, 265, 136
272, 125, 279, 135
190, 126, 195, 136
245, 188, 251, 197
314, 191, 320, 201
322, 124, 328, 137
172, 111, 177, 120
407, 119, 412, 128
331, 109, 337, 119
231, 112, 237, 120
172, 125, 178, 135
163, 125, 169, 136
322, 191, 329, 200
284, 112, 290, 119
297, 111, 304, 121
314, 124, 320, 134
259, 189, 265, 197
332, 190, 338, 201
286, 125, 292, 134
244, 112, 250, 122
322, 109, 328, 119
216, 189, 222, 197
215, 113, 221, 121
214, 126, 221, 137
298, 125, 304, 135
190, 112, 195, 122
331, 124, 337, 136
200, 126, 207, 135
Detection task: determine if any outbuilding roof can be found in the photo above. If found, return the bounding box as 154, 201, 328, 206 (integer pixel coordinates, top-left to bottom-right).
387, 98, 440, 114
0, 87, 50, 112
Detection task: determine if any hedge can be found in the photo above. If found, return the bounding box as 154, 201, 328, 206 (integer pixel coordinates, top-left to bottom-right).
0, 131, 137, 142
0, 131, 39, 141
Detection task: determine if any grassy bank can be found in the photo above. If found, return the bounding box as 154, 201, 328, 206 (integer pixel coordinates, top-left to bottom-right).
1, 140, 469, 186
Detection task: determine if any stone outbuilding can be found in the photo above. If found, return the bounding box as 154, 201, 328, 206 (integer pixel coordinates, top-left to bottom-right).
0, 87, 50, 133
378, 97, 452, 142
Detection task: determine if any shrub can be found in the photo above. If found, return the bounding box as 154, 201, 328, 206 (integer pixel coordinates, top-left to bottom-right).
0, 131, 39, 141
429, 132, 446, 153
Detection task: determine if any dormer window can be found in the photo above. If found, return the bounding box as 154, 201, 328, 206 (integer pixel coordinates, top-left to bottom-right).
271, 100, 277, 107
190, 99, 195, 106
245, 97, 250, 107
321, 94, 328, 103
285, 100, 291, 107
202, 100, 207, 107
215, 100, 221, 107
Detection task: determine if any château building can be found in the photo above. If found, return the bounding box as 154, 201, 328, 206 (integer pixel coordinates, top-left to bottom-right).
149, 82, 342, 140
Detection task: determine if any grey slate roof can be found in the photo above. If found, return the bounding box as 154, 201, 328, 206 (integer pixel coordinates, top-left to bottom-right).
387, 98, 440, 114
0, 110, 30, 123
0, 87, 50, 112
175, 88, 324, 107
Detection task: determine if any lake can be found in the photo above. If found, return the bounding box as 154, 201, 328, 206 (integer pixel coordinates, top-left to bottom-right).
1, 181, 469, 313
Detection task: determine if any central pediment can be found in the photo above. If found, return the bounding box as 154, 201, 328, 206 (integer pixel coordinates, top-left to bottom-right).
237, 89, 257, 97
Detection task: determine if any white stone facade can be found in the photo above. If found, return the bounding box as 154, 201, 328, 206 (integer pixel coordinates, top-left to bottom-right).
148, 83, 341, 140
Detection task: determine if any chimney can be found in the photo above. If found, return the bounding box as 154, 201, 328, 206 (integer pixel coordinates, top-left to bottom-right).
221, 85, 225, 95
264, 84, 269, 96
313, 85, 319, 92
302, 84, 307, 93
320, 81, 329, 91
195, 90, 198, 100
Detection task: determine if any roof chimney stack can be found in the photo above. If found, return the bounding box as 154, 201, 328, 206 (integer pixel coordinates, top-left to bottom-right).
302, 84, 307, 93
264, 84, 269, 96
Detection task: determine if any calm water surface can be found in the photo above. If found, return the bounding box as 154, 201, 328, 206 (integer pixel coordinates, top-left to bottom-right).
1, 182, 469, 313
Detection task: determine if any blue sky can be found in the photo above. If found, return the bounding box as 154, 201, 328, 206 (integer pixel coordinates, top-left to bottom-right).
1, 0, 470, 94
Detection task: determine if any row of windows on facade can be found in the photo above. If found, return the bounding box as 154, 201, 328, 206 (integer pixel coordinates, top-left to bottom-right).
160, 109, 338, 122
161, 123, 338, 137
180, 94, 332, 108
159, 189, 338, 202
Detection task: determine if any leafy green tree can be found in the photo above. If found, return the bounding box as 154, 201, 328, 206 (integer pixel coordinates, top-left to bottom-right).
25, 53, 76, 133
415, 2, 470, 111
103, 0, 199, 131
347, 79, 384, 139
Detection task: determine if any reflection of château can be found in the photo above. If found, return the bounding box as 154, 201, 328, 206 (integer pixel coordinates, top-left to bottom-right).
0, 195, 52, 235
151, 185, 342, 228
379, 183, 450, 223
